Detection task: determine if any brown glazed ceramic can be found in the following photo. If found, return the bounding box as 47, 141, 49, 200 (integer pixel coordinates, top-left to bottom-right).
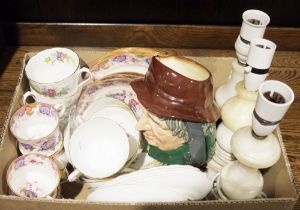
130, 56, 220, 123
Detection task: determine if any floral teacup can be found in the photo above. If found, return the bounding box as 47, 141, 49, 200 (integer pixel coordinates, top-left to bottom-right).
6, 154, 60, 198
25, 48, 92, 97
10, 102, 60, 145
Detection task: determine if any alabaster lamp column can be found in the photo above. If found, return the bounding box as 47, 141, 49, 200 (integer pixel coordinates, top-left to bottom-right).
211, 81, 294, 200
215, 10, 270, 108
216, 38, 277, 159
231, 80, 295, 169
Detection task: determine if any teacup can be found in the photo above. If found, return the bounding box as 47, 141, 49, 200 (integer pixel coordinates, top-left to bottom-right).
25, 47, 92, 97
77, 97, 141, 161
6, 154, 60, 198
10, 102, 60, 145
68, 117, 130, 182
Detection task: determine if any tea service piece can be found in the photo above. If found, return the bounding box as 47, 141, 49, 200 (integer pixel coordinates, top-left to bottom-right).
89, 47, 170, 80
77, 98, 141, 162
18, 130, 63, 157
25, 47, 92, 98
10, 102, 60, 145
68, 117, 131, 182
76, 72, 143, 119
216, 122, 234, 153
84, 165, 213, 202
23, 84, 83, 128
6, 154, 61, 199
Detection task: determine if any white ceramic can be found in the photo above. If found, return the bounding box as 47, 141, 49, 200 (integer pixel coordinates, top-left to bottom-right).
22, 91, 66, 117
77, 97, 141, 160
231, 126, 281, 169
6, 154, 60, 198
52, 147, 69, 170
221, 81, 257, 131
214, 143, 235, 160
76, 73, 143, 119
220, 161, 263, 200
235, 10, 270, 64
23, 85, 82, 128
215, 59, 245, 108
216, 122, 234, 153
244, 38, 276, 91
68, 117, 130, 181
8, 185, 60, 198
25, 48, 92, 97
18, 130, 63, 157
85, 165, 212, 202
253, 80, 295, 137
10, 102, 60, 145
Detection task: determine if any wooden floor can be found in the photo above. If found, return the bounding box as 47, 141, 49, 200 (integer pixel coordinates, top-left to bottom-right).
0, 46, 299, 208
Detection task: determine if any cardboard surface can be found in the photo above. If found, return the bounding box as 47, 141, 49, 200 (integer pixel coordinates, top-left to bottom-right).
0, 49, 298, 210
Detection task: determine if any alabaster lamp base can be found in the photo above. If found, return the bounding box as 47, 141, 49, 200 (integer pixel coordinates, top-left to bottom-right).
231, 126, 281, 169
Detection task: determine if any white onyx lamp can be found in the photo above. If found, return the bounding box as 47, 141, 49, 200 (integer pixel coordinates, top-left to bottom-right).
215, 59, 245, 108
221, 81, 257, 131
220, 161, 263, 200
231, 126, 281, 169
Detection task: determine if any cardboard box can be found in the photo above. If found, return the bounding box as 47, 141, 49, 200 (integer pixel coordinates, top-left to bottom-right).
0, 50, 298, 210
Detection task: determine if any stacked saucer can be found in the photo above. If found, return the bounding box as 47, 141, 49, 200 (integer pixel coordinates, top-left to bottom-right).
207, 126, 236, 173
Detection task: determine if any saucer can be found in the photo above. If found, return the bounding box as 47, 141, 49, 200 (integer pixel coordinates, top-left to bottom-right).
216, 122, 233, 153
18, 131, 63, 157
89, 48, 170, 79
76, 72, 143, 119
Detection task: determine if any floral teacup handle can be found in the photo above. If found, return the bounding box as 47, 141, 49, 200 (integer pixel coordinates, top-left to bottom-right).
22, 91, 66, 118
77, 67, 93, 89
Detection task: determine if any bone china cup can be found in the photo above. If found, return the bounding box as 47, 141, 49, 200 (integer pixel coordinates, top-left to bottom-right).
6, 154, 60, 198
25, 48, 92, 97
67, 117, 130, 182
10, 102, 60, 145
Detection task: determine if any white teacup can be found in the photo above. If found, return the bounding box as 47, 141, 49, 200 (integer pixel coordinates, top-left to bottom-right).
77, 97, 141, 162
25, 48, 92, 97
68, 117, 130, 182
6, 154, 60, 198
10, 102, 60, 145
252, 80, 295, 137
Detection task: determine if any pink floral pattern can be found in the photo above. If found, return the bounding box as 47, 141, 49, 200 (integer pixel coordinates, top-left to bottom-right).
44, 51, 71, 64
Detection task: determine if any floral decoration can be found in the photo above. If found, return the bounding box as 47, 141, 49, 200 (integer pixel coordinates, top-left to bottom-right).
44, 51, 71, 64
